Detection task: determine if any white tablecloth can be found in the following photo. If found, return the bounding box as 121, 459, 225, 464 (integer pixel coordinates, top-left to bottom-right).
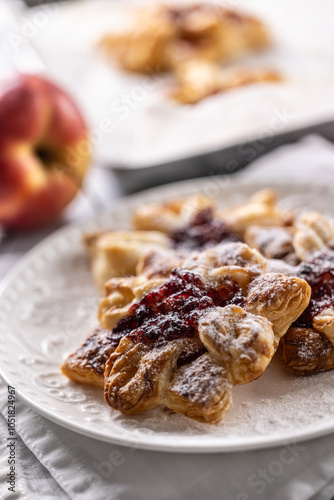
1, 136, 334, 500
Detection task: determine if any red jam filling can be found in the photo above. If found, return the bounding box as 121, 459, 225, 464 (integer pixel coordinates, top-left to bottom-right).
112, 268, 244, 345
294, 251, 334, 328
170, 208, 240, 250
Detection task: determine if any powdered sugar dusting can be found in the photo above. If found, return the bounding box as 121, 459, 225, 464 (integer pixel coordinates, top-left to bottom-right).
267, 259, 298, 276
170, 353, 230, 406
103, 355, 334, 441
246, 226, 295, 260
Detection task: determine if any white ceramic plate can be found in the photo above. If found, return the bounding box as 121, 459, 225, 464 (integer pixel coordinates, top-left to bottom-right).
1, 178, 334, 453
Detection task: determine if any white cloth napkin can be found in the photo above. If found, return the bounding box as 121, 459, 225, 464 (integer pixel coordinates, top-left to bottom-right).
2, 136, 334, 500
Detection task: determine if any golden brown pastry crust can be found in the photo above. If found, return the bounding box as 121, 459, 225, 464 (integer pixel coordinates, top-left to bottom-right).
63, 260, 310, 406
245, 273, 311, 342
220, 189, 293, 238
105, 336, 205, 414
132, 190, 291, 237
83, 190, 294, 296
98, 242, 267, 331
280, 327, 334, 375
136, 248, 188, 279
64, 189, 334, 426
84, 230, 169, 292
103, 245, 310, 423
280, 250, 334, 375
99, 275, 166, 330
100, 5, 175, 73
99, 4, 270, 74
61, 326, 118, 389
293, 212, 334, 261
132, 195, 213, 233
167, 353, 233, 424
245, 225, 295, 261
313, 308, 334, 343
198, 305, 275, 384
182, 241, 266, 275
170, 61, 281, 104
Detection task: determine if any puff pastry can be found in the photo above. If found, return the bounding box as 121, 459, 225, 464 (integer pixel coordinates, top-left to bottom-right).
85, 195, 237, 292
61, 274, 168, 389
132, 195, 213, 233
220, 189, 293, 238
102, 246, 310, 423
280, 250, 334, 375
63, 227, 311, 423
280, 327, 334, 375
170, 60, 281, 104
245, 225, 295, 261
83, 230, 169, 292
61, 326, 120, 389
293, 212, 334, 261
98, 242, 264, 329
100, 4, 270, 74
99, 275, 166, 330
62, 188, 334, 427
181, 241, 266, 275
133, 189, 291, 242
84, 190, 294, 293
136, 248, 188, 279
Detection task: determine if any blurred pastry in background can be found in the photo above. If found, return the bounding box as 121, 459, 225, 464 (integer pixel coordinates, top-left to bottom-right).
85, 190, 292, 291
169, 60, 281, 104
99, 3, 270, 74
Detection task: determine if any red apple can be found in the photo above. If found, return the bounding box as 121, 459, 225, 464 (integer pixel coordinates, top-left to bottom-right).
0, 73, 91, 230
